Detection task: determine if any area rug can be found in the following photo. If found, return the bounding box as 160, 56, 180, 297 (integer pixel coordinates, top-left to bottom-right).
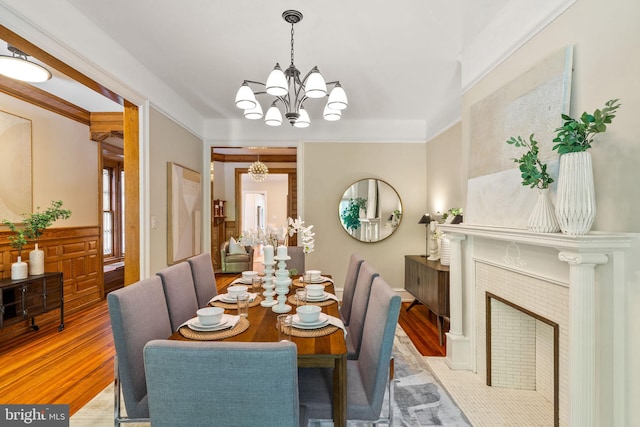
71, 326, 470, 426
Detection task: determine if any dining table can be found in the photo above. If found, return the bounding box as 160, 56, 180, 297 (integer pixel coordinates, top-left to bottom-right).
169, 276, 348, 427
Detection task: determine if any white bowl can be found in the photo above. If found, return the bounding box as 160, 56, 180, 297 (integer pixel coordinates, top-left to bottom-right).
305, 284, 324, 297
305, 270, 322, 280
242, 270, 258, 280
227, 285, 248, 299
296, 305, 321, 323
196, 307, 224, 325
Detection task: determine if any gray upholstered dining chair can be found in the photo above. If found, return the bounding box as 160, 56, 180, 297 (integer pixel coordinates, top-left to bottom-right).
144, 340, 307, 427
298, 276, 401, 425
286, 245, 306, 275
339, 253, 365, 325
187, 252, 218, 307
107, 275, 173, 427
156, 262, 200, 331
345, 261, 379, 359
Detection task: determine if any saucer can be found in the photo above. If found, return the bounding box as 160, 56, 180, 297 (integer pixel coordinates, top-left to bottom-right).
187, 316, 231, 331
306, 293, 330, 302
292, 313, 329, 329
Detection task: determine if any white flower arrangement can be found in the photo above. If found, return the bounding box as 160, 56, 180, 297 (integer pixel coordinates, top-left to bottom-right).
287, 216, 315, 254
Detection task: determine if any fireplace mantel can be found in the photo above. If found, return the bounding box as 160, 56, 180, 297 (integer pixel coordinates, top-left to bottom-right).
438, 223, 635, 427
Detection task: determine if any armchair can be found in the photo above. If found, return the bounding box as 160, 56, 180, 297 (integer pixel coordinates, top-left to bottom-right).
220, 239, 254, 273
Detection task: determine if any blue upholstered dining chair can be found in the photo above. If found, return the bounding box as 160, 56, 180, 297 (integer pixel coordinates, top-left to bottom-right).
286, 245, 306, 276
298, 276, 401, 425
345, 261, 379, 359
107, 276, 173, 427
156, 262, 199, 331
144, 340, 307, 427
187, 252, 218, 307
339, 253, 365, 325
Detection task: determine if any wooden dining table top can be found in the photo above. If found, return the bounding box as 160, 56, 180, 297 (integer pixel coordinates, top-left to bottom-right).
169, 281, 347, 363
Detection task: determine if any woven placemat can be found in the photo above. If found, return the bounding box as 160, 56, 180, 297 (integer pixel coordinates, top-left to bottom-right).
292, 278, 332, 288
287, 294, 336, 307
179, 317, 250, 341
290, 324, 339, 338
209, 295, 264, 309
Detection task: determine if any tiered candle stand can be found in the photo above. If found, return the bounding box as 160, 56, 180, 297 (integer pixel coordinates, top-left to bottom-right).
272, 255, 292, 313
260, 261, 277, 307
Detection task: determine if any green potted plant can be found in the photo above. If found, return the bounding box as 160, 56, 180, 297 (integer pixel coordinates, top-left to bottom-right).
2, 220, 29, 279
551, 99, 620, 234
340, 197, 367, 231
23, 200, 72, 275
505, 134, 559, 232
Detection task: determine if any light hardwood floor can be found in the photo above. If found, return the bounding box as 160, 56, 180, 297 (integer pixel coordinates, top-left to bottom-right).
0, 274, 445, 415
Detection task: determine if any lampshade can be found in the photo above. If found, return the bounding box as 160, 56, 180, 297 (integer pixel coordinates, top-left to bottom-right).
294, 107, 310, 128
418, 214, 432, 224
244, 101, 263, 119
323, 104, 341, 121
264, 103, 283, 126
0, 45, 51, 83
327, 83, 348, 110
265, 64, 288, 96
235, 83, 257, 109
304, 68, 327, 98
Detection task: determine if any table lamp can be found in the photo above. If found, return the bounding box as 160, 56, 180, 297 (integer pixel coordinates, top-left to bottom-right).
418, 214, 431, 257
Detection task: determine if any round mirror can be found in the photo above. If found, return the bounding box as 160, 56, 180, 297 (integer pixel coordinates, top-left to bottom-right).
338, 178, 402, 242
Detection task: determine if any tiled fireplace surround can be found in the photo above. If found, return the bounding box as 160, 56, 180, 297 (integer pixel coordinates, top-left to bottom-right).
435, 224, 634, 427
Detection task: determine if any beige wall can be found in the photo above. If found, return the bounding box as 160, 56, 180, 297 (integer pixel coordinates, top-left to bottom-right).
0, 92, 97, 227
426, 122, 464, 216
302, 142, 426, 290
148, 107, 203, 273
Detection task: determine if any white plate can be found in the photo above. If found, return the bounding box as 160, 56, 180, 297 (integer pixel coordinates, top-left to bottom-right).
305, 276, 327, 284
238, 278, 254, 285
306, 292, 330, 302
292, 313, 329, 328
186, 316, 231, 331
220, 294, 238, 303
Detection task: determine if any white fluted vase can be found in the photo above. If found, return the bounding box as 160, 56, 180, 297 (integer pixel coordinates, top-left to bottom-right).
555, 152, 596, 235
528, 188, 560, 233
11, 256, 28, 280
29, 243, 45, 275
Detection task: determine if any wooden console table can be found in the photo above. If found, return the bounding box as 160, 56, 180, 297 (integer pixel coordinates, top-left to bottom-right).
404, 256, 449, 345
0, 272, 64, 331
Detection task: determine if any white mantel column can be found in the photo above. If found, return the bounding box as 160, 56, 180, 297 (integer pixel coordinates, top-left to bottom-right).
558, 251, 608, 427
446, 233, 470, 369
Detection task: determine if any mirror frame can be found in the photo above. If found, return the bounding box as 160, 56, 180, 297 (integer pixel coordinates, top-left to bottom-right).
338, 178, 403, 243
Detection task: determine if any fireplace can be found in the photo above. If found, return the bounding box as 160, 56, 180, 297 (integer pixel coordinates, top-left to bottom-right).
432, 224, 634, 427
486, 292, 559, 426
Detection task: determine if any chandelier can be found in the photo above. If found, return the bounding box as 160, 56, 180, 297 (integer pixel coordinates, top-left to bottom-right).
0, 44, 51, 83
234, 10, 348, 128
248, 158, 269, 182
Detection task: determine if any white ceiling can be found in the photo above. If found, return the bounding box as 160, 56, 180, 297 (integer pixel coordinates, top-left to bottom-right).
0, 0, 575, 142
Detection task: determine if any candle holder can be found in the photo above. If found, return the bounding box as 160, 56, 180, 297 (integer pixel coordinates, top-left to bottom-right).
272, 255, 292, 313
260, 261, 277, 307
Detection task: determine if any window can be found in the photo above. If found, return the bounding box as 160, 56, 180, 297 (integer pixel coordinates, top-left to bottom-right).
103, 160, 124, 260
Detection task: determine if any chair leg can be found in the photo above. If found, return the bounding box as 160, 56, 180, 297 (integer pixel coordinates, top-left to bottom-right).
114, 354, 121, 427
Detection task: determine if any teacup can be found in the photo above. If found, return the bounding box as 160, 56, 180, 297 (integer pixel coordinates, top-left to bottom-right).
305, 284, 324, 298
196, 306, 224, 326
296, 305, 321, 323
242, 271, 258, 281
227, 285, 248, 300
305, 270, 321, 281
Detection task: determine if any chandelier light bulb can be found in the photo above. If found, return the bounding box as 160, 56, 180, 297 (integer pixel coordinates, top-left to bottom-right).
265, 104, 283, 126
244, 101, 263, 119
323, 104, 341, 121
266, 64, 288, 97
235, 83, 257, 110
294, 108, 311, 128
304, 68, 327, 98
327, 83, 348, 110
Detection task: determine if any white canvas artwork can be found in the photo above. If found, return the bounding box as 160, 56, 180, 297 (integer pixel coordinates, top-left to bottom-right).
0, 110, 31, 222
168, 162, 202, 264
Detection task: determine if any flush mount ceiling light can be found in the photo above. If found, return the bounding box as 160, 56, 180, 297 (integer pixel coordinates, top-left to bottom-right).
0, 44, 52, 83
235, 10, 348, 128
